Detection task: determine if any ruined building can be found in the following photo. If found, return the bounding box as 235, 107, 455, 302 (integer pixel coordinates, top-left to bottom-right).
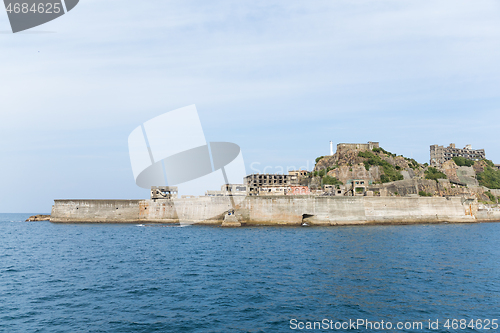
151, 186, 178, 200
430, 143, 485, 166
206, 184, 248, 197
244, 173, 300, 196
336, 141, 380, 153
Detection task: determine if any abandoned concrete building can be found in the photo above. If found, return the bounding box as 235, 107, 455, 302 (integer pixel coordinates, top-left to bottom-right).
255, 186, 287, 196
287, 186, 310, 195
288, 170, 309, 177
250, 185, 311, 196
336, 141, 380, 153
323, 180, 370, 197
244, 173, 298, 187
495, 164, 500, 171
205, 184, 248, 197
430, 143, 485, 166
324, 184, 346, 196
244, 173, 299, 195
349, 179, 368, 196
151, 186, 178, 200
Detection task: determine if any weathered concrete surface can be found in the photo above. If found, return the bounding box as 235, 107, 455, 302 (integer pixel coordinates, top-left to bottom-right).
237, 196, 476, 226
141, 196, 233, 224
221, 214, 241, 227
476, 210, 500, 221
50, 196, 490, 225
368, 179, 447, 197
51, 200, 142, 223
457, 166, 479, 186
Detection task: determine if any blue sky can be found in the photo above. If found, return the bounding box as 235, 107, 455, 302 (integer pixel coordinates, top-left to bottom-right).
1, 0, 499, 212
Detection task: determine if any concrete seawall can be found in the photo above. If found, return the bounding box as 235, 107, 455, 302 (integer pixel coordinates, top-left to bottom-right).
238, 196, 478, 225
51, 200, 142, 223
50, 196, 499, 225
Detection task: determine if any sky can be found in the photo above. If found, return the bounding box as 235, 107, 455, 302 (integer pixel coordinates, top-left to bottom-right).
1, 0, 499, 213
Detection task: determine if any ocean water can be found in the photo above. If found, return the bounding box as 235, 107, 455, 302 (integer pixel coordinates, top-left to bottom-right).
1, 214, 499, 333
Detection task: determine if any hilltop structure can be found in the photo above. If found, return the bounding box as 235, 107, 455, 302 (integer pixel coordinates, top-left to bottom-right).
336, 141, 380, 153
430, 143, 485, 166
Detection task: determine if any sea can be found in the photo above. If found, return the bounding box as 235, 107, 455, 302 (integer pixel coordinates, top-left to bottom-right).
1, 213, 499, 333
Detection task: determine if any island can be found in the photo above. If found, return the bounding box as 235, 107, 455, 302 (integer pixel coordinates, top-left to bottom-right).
49, 141, 500, 226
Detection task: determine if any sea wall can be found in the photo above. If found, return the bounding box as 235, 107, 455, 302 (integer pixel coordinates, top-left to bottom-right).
141, 196, 234, 224
475, 207, 500, 222
50, 196, 486, 225
237, 196, 476, 225
51, 200, 142, 223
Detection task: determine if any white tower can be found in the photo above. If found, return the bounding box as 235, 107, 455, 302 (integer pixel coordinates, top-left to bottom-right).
330, 141, 333, 156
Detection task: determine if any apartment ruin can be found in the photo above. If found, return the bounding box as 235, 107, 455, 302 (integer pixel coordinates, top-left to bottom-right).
430, 143, 485, 166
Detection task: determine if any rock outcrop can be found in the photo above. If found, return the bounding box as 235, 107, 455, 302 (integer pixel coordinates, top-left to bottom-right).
327, 165, 381, 184
26, 215, 50, 222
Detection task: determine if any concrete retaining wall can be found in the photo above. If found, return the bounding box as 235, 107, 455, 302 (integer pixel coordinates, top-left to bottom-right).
476, 208, 500, 222
237, 196, 476, 225
50, 196, 487, 225
51, 200, 142, 223
142, 196, 234, 224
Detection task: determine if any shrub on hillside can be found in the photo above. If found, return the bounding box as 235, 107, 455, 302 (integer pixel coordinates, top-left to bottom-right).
485, 191, 497, 203
424, 167, 447, 181
372, 147, 396, 157
357, 151, 403, 183
477, 166, 500, 189
322, 176, 343, 186
452, 156, 475, 167
405, 158, 420, 170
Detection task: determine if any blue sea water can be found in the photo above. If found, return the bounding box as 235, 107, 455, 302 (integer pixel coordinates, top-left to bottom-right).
1, 214, 499, 333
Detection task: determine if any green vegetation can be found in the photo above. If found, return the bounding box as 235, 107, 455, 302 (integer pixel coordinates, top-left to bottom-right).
355, 187, 364, 193
419, 191, 432, 197
483, 159, 495, 168
404, 157, 420, 170
315, 156, 324, 164
477, 165, 500, 189
372, 147, 396, 157
322, 175, 343, 186
358, 151, 403, 183
452, 156, 475, 167
424, 167, 447, 181
313, 166, 337, 178
485, 191, 497, 203
313, 165, 343, 186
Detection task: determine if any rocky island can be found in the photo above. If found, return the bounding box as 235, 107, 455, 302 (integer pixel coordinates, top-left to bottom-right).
49, 141, 500, 226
